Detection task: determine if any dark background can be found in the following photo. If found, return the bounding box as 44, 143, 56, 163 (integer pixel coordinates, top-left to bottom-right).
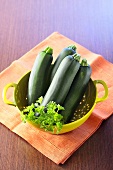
0, 1, 113, 170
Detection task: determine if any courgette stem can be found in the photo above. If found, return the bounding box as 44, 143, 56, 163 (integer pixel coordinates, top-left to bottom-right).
81, 59, 88, 66
44, 46, 53, 55
73, 53, 81, 62
68, 45, 77, 51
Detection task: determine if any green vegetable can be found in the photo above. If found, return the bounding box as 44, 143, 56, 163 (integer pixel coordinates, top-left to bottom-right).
51, 45, 76, 81
28, 47, 53, 105
60, 59, 92, 123
41, 53, 81, 107
21, 97, 64, 133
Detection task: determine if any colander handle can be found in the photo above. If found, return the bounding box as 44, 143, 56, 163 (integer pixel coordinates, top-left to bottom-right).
94, 80, 108, 103
2, 83, 17, 106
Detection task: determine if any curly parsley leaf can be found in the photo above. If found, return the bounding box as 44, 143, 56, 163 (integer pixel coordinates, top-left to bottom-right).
21, 97, 64, 133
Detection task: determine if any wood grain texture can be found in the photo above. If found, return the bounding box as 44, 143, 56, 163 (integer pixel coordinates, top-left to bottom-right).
0, 0, 113, 170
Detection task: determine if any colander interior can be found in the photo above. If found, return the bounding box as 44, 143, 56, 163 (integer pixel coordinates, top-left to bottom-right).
14, 72, 96, 119
70, 79, 96, 122
14, 72, 30, 111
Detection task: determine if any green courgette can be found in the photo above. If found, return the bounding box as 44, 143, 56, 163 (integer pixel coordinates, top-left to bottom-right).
28, 47, 53, 105
41, 54, 80, 106
60, 59, 92, 123
50, 45, 76, 81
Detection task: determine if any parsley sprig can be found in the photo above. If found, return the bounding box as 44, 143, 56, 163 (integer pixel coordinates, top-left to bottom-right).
20, 97, 64, 133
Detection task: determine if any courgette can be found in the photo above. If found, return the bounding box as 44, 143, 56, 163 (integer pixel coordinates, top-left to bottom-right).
50, 45, 76, 81
41, 54, 80, 106
28, 47, 53, 105
60, 59, 92, 123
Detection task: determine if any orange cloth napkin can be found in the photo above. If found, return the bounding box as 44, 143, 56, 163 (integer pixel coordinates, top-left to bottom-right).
0, 32, 113, 164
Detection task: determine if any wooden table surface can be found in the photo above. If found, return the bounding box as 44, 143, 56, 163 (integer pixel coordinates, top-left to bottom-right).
0, 1, 113, 170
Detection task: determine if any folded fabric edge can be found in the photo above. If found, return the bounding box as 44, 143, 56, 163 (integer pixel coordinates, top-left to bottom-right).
17, 31, 99, 63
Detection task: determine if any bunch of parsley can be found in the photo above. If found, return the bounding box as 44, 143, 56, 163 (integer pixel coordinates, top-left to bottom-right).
20, 97, 64, 133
